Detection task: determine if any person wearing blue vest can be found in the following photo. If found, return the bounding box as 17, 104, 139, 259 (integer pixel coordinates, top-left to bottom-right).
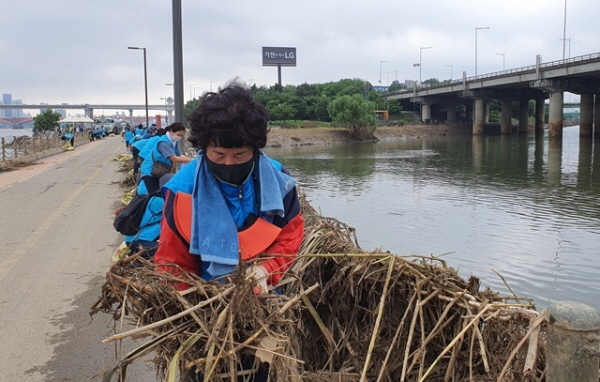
131, 128, 165, 178
135, 124, 146, 136
138, 122, 192, 193
60, 133, 75, 148
154, 81, 304, 382
124, 126, 134, 152
124, 174, 172, 262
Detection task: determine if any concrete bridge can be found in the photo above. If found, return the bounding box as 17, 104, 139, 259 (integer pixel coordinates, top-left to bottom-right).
383, 52, 600, 138
0, 103, 174, 124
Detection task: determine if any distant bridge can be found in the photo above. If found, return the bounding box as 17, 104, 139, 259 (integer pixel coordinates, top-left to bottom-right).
382, 52, 600, 138
0, 104, 174, 125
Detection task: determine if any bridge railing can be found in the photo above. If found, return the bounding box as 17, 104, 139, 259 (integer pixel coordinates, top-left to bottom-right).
385, 51, 600, 96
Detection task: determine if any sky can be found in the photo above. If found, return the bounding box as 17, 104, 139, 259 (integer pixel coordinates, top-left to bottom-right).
2, 0, 598, 114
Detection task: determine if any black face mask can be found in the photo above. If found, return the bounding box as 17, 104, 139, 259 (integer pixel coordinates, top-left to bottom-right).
206, 156, 255, 185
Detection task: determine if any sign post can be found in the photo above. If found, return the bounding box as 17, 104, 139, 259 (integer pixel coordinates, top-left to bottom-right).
262, 47, 297, 87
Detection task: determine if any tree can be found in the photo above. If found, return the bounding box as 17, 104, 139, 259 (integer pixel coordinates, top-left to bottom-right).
184, 98, 201, 119
266, 101, 296, 122
328, 94, 378, 140
33, 109, 61, 133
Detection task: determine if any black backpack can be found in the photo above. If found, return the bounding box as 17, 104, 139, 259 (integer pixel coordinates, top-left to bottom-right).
113, 191, 160, 236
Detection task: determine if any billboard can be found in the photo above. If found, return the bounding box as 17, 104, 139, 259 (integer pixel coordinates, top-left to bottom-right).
262, 47, 296, 67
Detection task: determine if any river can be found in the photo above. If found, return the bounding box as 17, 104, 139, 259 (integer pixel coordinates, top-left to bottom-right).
267, 126, 600, 312
0, 128, 33, 141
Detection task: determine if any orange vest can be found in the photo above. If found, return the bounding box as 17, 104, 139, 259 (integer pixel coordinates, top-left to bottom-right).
173, 192, 282, 261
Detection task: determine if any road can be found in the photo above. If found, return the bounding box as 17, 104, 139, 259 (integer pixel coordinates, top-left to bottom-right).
0, 137, 156, 381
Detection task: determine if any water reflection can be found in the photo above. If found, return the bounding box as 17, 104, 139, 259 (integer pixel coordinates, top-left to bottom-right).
267, 127, 600, 311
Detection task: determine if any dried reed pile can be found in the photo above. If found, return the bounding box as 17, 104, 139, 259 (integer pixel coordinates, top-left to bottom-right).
0, 158, 35, 172
94, 191, 547, 381
113, 154, 136, 188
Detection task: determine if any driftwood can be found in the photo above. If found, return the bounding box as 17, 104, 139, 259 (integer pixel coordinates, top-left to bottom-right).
92, 182, 547, 381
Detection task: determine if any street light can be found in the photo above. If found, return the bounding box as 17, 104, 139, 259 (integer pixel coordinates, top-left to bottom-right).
193, 86, 202, 99
160, 97, 168, 125
444, 64, 453, 80
560, 38, 571, 58
127, 46, 149, 129
379, 60, 389, 86
419, 46, 432, 83
189, 83, 197, 100
495, 53, 505, 70
165, 84, 173, 125
562, 0, 568, 59
475, 27, 489, 76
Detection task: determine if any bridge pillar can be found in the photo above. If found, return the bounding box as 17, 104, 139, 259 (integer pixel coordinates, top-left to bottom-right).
466, 102, 473, 122
86, 108, 94, 119
518, 99, 529, 134
129, 110, 134, 126
421, 104, 432, 123
473, 99, 485, 135
580, 94, 594, 137
446, 107, 456, 122
535, 98, 545, 137
595, 95, 600, 140
548, 91, 564, 138
500, 99, 512, 134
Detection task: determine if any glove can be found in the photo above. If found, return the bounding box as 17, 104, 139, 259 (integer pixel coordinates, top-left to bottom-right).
245, 265, 269, 295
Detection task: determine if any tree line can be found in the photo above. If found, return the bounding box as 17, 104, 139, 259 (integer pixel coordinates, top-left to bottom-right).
184, 78, 406, 139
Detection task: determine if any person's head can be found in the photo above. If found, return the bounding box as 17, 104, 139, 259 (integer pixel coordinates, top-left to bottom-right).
155, 127, 167, 136
167, 122, 186, 142
187, 81, 269, 155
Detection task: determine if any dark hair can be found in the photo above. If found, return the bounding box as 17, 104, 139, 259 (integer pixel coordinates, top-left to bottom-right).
166, 122, 186, 133
186, 81, 268, 150
155, 128, 167, 136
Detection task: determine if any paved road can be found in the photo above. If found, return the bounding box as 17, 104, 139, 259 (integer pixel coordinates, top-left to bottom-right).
0, 137, 156, 381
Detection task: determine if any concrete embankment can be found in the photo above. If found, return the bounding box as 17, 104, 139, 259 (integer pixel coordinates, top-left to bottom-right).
0, 136, 154, 381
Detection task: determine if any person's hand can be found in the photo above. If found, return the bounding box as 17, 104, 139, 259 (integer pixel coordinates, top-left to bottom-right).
245, 265, 269, 295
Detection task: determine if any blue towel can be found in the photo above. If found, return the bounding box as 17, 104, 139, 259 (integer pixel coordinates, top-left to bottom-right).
189, 152, 296, 279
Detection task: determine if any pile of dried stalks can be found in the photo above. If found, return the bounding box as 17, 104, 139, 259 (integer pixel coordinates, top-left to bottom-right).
93, 193, 547, 381
113, 154, 135, 188
0, 158, 35, 172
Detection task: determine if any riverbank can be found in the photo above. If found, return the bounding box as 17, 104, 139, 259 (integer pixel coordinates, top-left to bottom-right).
265, 124, 470, 148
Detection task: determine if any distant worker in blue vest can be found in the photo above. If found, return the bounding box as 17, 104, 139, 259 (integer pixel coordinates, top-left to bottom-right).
60, 132, 75, 148
131, 126, 164, 178
135, 124, 146, 136
139, 122, 192, 193
124, 173, 172, 262
123, 126, 134, 151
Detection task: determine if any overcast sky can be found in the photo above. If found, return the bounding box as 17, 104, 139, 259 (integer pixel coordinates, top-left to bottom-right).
2, 0, 598, 112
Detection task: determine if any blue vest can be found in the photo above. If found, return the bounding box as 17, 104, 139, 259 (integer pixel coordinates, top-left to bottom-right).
124, 129, 134, 142
140, 135, 173, 177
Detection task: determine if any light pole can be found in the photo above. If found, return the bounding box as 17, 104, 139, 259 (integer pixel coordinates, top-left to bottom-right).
193, 86, 202, 99
560, 38, 571, 58
189, 83, 197, 100
379, 60, 389, 86
209, 81, 215, 92
495, 53, 505, 70
475, 26, 489, 76
160, 97, 168, 125
419, 46, 432, 83
385, 71, 392, 86
444, 64, 453, 80
165, 83, 173, 125
562, 0, 568, 59
127, 46, 149, 129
